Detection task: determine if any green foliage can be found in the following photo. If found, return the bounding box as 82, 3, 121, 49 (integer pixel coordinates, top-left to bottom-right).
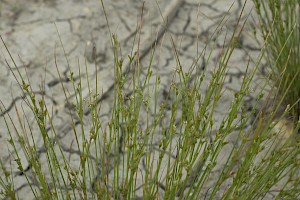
0, 1, 299, 199
253, 0, 300, 123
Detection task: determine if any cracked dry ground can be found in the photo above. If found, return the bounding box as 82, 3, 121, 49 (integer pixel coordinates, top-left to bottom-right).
0, 0, 279, 199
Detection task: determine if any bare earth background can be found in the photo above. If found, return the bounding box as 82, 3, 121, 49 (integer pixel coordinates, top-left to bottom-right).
0, 0, 270, 199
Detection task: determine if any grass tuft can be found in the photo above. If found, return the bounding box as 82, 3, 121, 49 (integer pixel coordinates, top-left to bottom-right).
0, 0, 299, 199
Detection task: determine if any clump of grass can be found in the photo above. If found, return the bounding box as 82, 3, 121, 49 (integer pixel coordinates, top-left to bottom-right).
253, 0, 300, 124
0, 0, 299, 199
